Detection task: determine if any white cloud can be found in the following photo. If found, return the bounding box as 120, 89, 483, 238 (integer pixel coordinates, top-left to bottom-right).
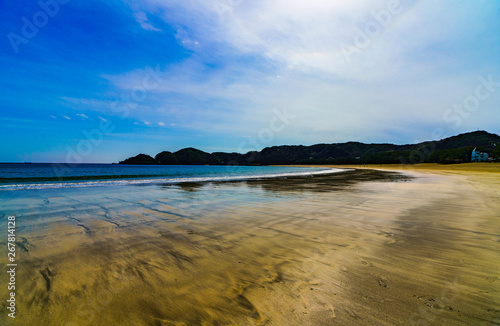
150, 0, 497, 82
134, 11, 161, 31
144, 121, 151, 126
77, 113, 88, 119
98, 116, 107, 122
158, 122, 165, 126
112, 0, 500, 144
61, 97, 115, 111
62, 115, 71, 120
60, 96, 152, 120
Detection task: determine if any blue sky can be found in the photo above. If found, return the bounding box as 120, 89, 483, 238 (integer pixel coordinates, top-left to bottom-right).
1, 0, 499, 163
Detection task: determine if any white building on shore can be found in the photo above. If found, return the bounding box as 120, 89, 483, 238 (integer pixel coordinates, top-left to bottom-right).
471, 148, 489, 162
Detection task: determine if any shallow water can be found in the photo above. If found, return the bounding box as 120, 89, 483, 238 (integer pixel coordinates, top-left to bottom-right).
0, 164, 336, 190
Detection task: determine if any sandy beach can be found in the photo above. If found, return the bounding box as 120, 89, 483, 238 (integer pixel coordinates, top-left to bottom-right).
1, 165, 499, 325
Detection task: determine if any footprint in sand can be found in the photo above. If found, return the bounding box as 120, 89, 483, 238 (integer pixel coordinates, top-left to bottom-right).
237, 295, 261, 321
378, 277, 388, 288
361, 260, 373, 267
39, 267, 53, 292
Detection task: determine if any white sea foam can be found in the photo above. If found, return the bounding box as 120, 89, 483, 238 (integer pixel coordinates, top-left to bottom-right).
0, 168, 348, 191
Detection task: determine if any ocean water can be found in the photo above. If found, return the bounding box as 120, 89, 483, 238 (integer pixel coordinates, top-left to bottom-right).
0, 163, 340, 190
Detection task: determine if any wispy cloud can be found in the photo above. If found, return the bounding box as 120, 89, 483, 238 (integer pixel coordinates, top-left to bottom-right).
61, 97, 116, 110
62, 115, 72, 120
158, 122, 165, 126
77, 113, 88, 119
110, 0, 500, 144
134, 11, 161, 32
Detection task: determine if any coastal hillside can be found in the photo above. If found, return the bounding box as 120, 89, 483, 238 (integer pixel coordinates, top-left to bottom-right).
119, 131, 500, 165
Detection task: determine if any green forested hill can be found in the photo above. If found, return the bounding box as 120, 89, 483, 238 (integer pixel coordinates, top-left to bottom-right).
119, 131, 500, 165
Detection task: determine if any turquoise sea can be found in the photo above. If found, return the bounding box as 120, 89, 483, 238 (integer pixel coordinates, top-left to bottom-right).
0, 163, 339, 190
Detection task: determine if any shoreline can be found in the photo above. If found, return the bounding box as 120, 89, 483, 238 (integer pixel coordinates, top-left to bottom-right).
289, 162, 500, 174
0, 165, 338, 191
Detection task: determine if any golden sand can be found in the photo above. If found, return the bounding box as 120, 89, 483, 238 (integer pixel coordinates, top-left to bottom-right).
320, 162, 500, 174
1, 167, 499, 325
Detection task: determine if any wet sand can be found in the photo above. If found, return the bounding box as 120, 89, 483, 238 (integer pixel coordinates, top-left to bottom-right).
1, 167, 499, 325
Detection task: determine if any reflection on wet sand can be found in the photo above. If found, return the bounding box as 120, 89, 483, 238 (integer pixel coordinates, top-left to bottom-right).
1, 169, 499, 325
241, 169, 411, 194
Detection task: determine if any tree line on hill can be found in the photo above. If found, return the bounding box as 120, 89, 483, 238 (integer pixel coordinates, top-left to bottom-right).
119, 131, 500, 165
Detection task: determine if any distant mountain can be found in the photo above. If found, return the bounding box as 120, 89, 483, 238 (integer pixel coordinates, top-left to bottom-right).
119, 131, 500, 165
119, 153, 159, 165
